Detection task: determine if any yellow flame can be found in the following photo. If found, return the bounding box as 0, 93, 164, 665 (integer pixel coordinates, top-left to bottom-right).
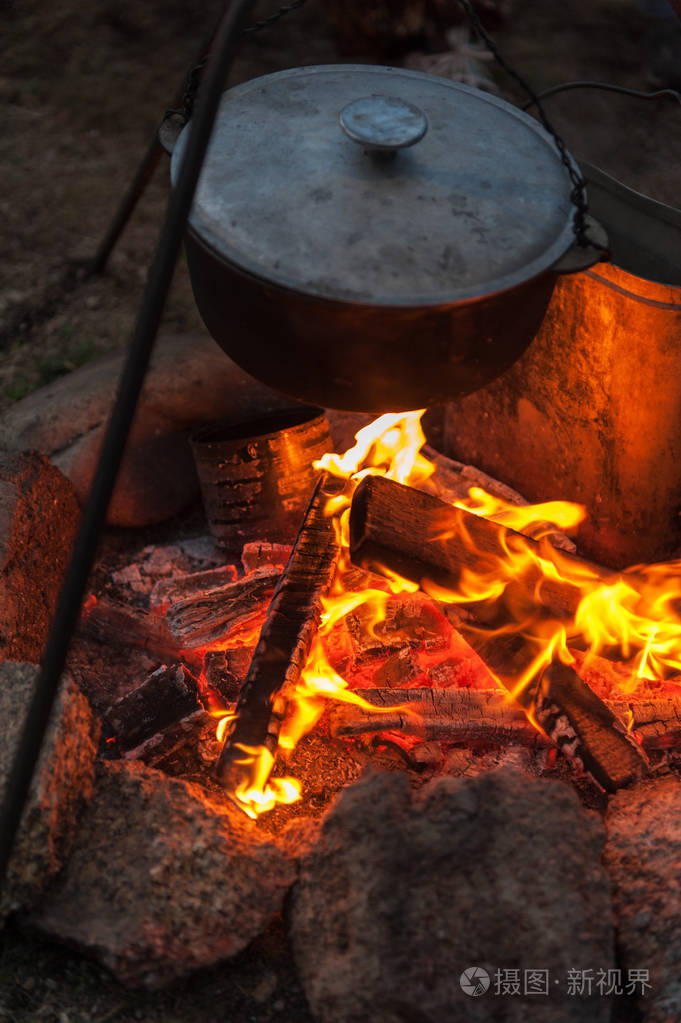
230, 744, 301, 820
220, 408, 681, 819
315, 410, 433, 488
215, 711, 236, 744
458, 485, 586, 539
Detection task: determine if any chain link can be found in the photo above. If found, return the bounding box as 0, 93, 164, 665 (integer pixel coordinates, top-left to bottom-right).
167, 1, 307, 123
456, 0, 592, 247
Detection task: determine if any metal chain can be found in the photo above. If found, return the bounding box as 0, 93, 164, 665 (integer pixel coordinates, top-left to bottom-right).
242, 0, 307, 34
456, 0, 591, 247
168, 0, 307, 123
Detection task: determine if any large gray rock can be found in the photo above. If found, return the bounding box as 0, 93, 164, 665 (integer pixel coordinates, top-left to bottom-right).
605, 776, 681, 1023
0, 334, 293, 527
0, 450, 80, 663
31, 760, 298, 988
0, 663, 99, 924
290, 768, 614, 1023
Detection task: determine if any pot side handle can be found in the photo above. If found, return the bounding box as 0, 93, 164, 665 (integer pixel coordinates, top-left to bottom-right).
550, 215, 610, 274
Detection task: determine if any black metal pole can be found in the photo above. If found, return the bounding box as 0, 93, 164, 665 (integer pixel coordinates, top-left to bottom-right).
0, 0, 259, 885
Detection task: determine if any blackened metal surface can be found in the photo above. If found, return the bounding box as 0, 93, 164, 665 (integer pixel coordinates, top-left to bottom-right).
185, 228, 556, 411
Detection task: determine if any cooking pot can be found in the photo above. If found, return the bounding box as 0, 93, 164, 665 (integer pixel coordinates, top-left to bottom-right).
170, 64, 607, 412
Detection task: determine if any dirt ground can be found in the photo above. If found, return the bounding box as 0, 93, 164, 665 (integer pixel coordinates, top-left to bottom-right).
1, 0, 680, 1020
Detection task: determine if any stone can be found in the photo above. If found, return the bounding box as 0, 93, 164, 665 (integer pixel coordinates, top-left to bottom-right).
0, 450, 80, 663
290, 768, 614, 1023
0, 334, 293, 527
30, 760, 298, 988
0, 662, 99, 925
604, 775, 681, 1023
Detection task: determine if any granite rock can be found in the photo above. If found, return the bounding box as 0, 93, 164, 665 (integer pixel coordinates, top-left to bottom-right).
290, 768, 615, 1023
605, 775, 681, 1023
31, 760, 298, 987
0, 451, 80, 663
0, 662, 99, 924
0, 334, 293, 526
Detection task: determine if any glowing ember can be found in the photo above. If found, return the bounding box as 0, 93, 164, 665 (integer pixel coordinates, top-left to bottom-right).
215, 409, 681, 817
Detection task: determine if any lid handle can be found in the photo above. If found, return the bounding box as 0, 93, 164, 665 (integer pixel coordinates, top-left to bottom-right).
339, 95, 428, 157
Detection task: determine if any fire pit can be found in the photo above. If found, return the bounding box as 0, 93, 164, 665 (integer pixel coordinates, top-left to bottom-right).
2, 398, 681, 1021
3, 3, 681, 1020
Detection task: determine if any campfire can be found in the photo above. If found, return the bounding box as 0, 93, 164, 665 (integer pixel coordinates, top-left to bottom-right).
87, 408, 681, 821
4, 398, 681, 1010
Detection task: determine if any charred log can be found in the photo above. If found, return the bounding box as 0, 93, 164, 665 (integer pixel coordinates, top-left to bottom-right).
328, 687, 541, 745
149, 564, 238, 612
203, 647, 255, 703
102, 664, 202, 756
164, 566, 278, 649
328, 686, 681, 753
215, 473, 343, 790
78, 597, 183, 664
241, 541, 292, 574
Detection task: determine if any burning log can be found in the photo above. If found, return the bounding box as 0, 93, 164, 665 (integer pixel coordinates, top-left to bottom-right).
164, 566, 279, 649
349, 473, 616, 622
328, 687, 681, 753
422, 445, 577, 553
215, 472, 343, 793
349, 475, 649, 790
328, 687, 541, 745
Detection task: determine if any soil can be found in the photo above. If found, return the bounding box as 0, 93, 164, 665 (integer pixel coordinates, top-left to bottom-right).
1, 0, 680, 1020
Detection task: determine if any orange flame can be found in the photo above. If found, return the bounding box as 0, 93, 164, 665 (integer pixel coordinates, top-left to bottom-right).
221, 412, 429, 817
218, 409, 681, 817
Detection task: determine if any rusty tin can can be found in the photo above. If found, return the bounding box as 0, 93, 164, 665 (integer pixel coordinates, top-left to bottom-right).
191, 406, 331, 552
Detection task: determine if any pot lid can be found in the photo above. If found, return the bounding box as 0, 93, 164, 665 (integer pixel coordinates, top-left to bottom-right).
171, 64, 579, 306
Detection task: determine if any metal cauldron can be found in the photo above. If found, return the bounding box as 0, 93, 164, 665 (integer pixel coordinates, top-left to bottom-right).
171, 65, 607, 412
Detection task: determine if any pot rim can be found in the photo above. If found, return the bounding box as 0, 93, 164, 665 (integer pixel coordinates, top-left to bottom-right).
186, 222, 558, 310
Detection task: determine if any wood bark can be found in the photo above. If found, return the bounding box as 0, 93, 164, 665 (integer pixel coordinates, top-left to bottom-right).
349, 473, 621, 621
328, 687, 681, 753
215, 472, 343, 789
349, 475, 649, 790
149, 564, 238, 612
328, 687, 541, 745
165, 566, 279, 649
103, 664, 201, 756
79, 597, 183, 664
